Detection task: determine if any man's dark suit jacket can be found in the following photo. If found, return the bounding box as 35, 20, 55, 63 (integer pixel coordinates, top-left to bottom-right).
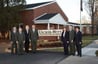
11, 31, 17, 42
24, 30, 30, 41
74, 31, 82, 44
61, 31, 69, 42
30, 29, 39, 41
69, 30, 75, 42
17, 32, 25, 42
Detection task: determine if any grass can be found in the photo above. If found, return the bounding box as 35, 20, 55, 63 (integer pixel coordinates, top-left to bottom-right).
42, 35, 98, 52
82, 35, 98, 47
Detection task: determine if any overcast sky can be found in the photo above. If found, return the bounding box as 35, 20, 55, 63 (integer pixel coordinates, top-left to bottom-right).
26, 0, 90, 23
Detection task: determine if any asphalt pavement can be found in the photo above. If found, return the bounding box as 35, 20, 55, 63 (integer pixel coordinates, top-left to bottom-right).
0, 51, 67, 64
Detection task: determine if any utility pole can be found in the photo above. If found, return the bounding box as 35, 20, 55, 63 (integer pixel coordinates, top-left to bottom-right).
80, 0, 83, 31
91, 0, 95, 36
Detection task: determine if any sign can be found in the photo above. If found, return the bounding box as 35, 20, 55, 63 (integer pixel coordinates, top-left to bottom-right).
38, 29, 62, 36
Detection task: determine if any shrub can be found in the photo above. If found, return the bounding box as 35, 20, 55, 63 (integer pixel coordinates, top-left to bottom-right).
95, 50, 98, 56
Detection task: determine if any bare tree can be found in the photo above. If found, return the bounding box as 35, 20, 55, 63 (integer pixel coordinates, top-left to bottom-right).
84, 0, 96, 36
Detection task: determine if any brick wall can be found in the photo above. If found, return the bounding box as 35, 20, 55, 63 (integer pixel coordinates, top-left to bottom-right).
20, 2, 68, 41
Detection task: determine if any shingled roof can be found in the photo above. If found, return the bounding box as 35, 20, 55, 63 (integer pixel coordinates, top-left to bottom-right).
36, 13, 58, 20
34, 13, 67, 25
25, 1, 52, 9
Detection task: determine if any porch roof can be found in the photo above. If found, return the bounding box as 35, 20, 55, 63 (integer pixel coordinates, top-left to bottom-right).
34, 13, 67, 25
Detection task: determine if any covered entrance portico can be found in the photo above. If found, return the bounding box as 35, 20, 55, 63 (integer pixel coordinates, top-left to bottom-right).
34, 13, 67, 30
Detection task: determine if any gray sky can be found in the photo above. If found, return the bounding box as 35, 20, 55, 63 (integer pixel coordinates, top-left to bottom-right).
26, 0, 90, 23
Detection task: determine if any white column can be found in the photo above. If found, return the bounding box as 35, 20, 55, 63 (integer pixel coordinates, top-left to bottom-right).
57, 24, 60, 40
57, 24, 60, 29
47, 23, 50, 30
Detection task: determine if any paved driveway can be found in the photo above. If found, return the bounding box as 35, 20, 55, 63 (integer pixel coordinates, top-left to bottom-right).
0, 51, 67, 64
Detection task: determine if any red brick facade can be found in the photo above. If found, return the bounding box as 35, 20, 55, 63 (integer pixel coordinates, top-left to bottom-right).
20, 2, 68, 41
20, 2, 68, 28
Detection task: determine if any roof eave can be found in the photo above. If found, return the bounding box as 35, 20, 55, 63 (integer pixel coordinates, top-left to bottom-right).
24, 1, 55, 11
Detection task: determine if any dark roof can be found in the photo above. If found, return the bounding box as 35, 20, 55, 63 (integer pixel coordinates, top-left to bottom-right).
68, 22, 79, 25
25, 1, 52, 8
81, 24, 91, 25
68, 22, 91, 25
36, 13, 58, 20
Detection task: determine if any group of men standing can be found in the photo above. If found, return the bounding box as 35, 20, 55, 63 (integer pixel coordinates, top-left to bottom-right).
61, 25, 82, 57
10, 24, 82, 56
10, 25, 39, 55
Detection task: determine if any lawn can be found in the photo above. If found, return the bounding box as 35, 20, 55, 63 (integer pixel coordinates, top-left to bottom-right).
42, 35, 98, 52
82, 35, 98, 47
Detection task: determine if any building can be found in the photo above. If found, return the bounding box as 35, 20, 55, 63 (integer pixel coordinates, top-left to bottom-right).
68, 22, 97, 35
20, 1, 96, 41
20, 1, 68, 41
20, 1, 68, 29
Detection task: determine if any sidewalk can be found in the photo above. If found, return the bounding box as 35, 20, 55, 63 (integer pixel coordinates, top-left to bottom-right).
58, 56, 98, 64
58, 40, 98, 64
82, 40, 98, 56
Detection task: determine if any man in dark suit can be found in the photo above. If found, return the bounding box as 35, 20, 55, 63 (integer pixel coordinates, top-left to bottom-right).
69, 25, 75, 55
30, 24, 39, 53
74, 26, 82, 57
61, 27, 69, 55
24, 25, 30, 53
17, 27, 25, 55
10, 26, 18, 54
